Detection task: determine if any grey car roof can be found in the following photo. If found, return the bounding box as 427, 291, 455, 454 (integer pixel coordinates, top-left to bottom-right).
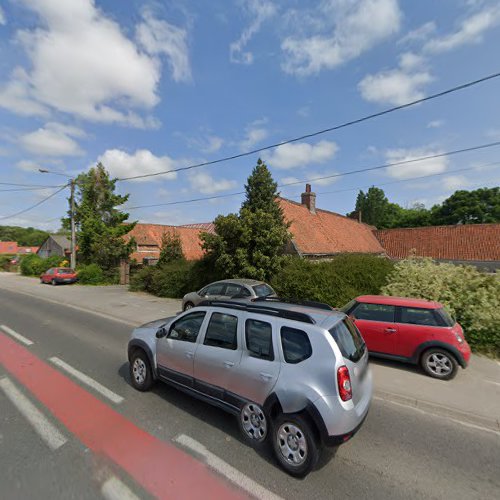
257, 301, 345, 327
213, 278, 268, 286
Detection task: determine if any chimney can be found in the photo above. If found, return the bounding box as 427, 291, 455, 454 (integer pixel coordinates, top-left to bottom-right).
301, 183, 316, 214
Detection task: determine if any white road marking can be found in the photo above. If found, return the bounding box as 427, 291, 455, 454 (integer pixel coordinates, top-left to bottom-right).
174, 434, 283, 500
374, 396, 500, 436
0, 377, 67, 450
101, 476, 140, 500
0, 324, 33, 346
49, 357, 124, 404
484, 379, 500, 387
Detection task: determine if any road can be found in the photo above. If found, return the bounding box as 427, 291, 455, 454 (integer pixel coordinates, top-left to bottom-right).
0, 286, 499, 500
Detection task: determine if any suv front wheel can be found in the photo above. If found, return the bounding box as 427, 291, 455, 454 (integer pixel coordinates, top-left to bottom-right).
271, 413, 319, 477
130, 350, 154, 391
421, 348, 458, 380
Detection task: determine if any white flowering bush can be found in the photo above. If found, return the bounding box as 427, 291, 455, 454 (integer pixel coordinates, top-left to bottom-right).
382, 257, 500, 356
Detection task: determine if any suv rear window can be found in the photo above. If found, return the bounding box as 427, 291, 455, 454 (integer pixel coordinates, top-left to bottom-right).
329, 319, 365, 362
245, 319, 274, 360
252, 284, 275, 297
280, 327, 312, 364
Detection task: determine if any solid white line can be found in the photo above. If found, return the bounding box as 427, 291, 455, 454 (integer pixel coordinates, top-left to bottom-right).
0, 324, 33, 346
484, 379, 500, 387
49, 357, 124, 404
374, 396, 500, 436
101, 476, 140, 500
0, 377, 67, 450
174, 434, 283, 500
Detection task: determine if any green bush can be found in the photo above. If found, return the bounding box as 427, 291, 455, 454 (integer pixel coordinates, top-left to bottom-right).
77, 263, 105, 285
382, 257, 500, 356
21, 254, 65, 276
271, 254, 394, 307
129, 266, 157, 292
0, 254, 15, 271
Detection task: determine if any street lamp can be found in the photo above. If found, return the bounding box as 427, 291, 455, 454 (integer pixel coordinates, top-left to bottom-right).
38, 169, 77, 270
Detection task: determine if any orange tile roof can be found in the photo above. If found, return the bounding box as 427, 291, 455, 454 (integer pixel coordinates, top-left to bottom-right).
180, 222, 216, 234
374, 224, 500, 261
0, 241, 18, 254
125, 224, 205, 262
278, 198, 384, 255
18, 246, 39, 254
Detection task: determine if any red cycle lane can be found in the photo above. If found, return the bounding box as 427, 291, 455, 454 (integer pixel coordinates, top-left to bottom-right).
0, 331, 246, 500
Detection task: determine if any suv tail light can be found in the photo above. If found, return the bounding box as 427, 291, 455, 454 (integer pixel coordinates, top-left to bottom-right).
337, 365, 352, 401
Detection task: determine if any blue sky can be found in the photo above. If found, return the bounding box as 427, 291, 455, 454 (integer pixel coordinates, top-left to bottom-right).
0, 0, 499, 230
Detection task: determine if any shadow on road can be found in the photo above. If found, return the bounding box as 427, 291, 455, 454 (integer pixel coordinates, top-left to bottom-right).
368, 355, 425, 377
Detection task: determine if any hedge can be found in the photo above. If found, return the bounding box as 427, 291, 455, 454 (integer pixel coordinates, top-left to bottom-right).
20, 254, 64, 277
383, 257, 500, 356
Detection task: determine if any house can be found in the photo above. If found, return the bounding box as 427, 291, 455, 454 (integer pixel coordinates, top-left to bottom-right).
18, 246, 39, 255
37, 235, 72, 259
0, 241, 18, 254
278, 185, 384, 258
374, 224, 500, 271
125, 224, 206, 264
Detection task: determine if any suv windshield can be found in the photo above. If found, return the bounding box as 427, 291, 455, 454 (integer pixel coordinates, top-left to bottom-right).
252, 284, 275, 297
435, 308, 455, 327
329, 318, 365, 363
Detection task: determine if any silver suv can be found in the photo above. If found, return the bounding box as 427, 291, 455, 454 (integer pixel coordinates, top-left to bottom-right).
128, 299, 372, 476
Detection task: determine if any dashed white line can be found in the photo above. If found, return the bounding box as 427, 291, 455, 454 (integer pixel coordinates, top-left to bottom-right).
101, 476, 140, 500
174, 434, 283, 500
0, 324, 33, 346
49, 357, 124, 404
484, 379, 500, 387
0, 377, 67, 450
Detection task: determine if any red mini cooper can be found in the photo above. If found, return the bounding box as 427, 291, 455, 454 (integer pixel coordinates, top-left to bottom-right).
342, 295, 471, 380
40, 267, 78, 286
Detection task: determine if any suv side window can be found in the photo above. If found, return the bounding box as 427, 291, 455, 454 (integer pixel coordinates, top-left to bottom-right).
281, 326, 312, 364
204, 312, 238, 350
245, 319, 274, 360
225, 284, 243, 297
169, 311, 206, 343
399, 307, 439, 326
352, 303, 395, 322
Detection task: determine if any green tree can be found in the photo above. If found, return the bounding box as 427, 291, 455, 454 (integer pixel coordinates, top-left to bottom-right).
431, 187, 500, 225
349, 187, 399, 228
67, 163, 136, 270
0, 225, 49, 246
202, 159, 290, 281
158, 230, 184, 266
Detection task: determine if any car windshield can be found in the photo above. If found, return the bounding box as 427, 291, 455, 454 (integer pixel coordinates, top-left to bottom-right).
435, 308, 455, 327
58, 268, 74, 274
252, 284, 275, 297
329, 318, 365, 363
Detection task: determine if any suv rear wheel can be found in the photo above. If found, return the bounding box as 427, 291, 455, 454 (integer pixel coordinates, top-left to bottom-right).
421, 348, 458, 380
271, 413, 319, 477
130, 350, 154, 391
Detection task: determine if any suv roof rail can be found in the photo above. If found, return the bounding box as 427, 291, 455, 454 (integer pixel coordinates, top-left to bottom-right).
252, 296, 334, 311
197, 300, 316, 324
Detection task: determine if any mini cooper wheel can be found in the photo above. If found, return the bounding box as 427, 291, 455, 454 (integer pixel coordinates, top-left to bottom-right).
421, 348, 458, 380
272, 413, 319, 477
239, 403, 268, 444
130, 350, 154, 391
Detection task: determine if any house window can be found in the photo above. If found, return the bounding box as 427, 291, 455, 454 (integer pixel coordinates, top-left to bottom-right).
137, 244, 159, 253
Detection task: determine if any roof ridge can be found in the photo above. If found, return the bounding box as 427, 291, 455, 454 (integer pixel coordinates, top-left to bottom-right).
375, 223, 500, 232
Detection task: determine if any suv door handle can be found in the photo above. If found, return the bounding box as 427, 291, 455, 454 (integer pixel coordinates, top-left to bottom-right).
260, 372, 273, 381
385, 328, 397, 334
185, 351, 194, 359
223, 361, 235, 368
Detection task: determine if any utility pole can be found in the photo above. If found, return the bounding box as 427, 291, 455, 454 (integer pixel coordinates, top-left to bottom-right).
70, 179, 76, 269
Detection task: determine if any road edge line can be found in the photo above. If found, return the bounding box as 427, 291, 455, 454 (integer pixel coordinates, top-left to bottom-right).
101, 476, 140, 500
0, 324, 34, 345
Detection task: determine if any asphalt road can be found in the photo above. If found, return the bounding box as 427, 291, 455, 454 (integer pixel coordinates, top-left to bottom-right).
0, 287, 499, 500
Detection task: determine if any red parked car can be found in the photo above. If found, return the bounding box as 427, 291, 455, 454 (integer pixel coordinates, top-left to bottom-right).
40, 267, 78, 286
342, 295, 471, 380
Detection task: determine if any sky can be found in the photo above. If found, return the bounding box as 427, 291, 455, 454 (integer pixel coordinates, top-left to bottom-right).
0, 0, 499, 231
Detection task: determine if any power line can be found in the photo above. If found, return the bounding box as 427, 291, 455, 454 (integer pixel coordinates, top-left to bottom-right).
116, 70, 500, 182
0, 184, 68, 221
124, 141, 500, 210
0, 181, 64, 187
0, 185, 66, 192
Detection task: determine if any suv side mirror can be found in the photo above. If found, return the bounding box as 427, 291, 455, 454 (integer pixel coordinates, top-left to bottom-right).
156, 326, 168, 339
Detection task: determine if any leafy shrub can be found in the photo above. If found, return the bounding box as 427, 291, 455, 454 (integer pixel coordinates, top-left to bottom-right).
271, 254, 394, 307
0, 254, 15, 271
129, 266, 157, 292
21, 254, 65, 276
77, 263, 105, 285
382, 257, 500, 356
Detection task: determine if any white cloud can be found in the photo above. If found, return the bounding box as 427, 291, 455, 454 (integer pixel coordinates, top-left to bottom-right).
136, 8, 191, 82
398, 21, 436, 45
384, 146, 449, 179
427, 119, 444, 128
188, 171, 237, 194
358, 52, 433, 105
281, 0, 401, 76
442, 175, 471, 190
0, 5, 6, 25
281, 171, 338, 187
424, 6, 500, 53
97, 149, 180, 182
20, 122, 85, 157
16, 160, 43, 172
265, 140, 338, 169
297, 106, 310, 118
230, 0, 277, 64
0, 1, 190, 126
202, 135, 224, 154
240, 119, 269, 150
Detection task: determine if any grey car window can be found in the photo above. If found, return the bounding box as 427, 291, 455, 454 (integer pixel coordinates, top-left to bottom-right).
353, 303, 395, 322
169, 311, 206, 343
224, 284, 243, 297
400, 307, 439, 326
245, 319, 274, 361
252, 284, 275, 297
205, 283, 225, 296
280, 327, 312, 364
204, 312, 238, 350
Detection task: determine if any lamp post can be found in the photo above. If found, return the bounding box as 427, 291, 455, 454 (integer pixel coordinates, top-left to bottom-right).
39, 169, 76, 269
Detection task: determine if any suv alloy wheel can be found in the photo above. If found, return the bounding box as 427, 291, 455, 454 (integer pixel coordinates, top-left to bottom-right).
239, 403, 268, 444
130, 350, 154, 391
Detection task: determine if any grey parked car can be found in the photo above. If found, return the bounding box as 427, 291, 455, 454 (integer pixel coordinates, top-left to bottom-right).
128, 298, 372, 476
181, 279, 276, 311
